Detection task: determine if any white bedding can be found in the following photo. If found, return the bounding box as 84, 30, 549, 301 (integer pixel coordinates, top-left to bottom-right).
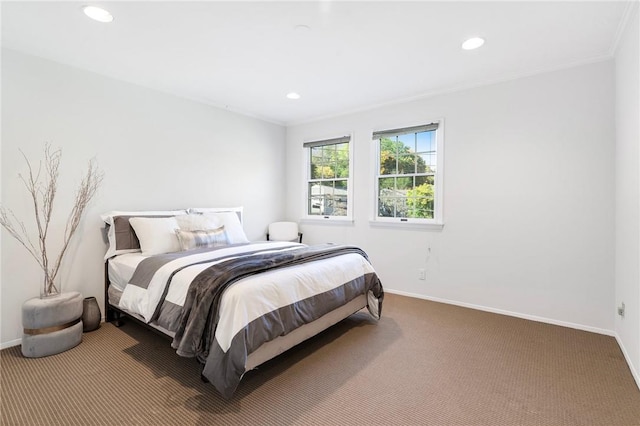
107, 253, 149, 291
117, 242, 304, 321
112, 242, 378, 351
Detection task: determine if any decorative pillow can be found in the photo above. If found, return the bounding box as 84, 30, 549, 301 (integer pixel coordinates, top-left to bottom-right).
187, 208, 249, 244
101, 210, 187, 259
175, 227, 229, 251
128, 216, 182, 256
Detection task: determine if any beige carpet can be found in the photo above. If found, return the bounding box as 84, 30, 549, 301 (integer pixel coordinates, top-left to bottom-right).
2, 293, 639, 426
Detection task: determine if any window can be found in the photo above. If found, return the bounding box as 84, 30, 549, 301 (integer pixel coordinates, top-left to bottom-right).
303, 135, 352, 219
373, 122, 443, 226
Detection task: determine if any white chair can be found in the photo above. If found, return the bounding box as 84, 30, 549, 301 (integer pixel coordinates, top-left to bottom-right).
267, 222, 302, 243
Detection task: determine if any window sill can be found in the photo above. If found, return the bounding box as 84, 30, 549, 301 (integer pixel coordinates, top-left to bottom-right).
300, 217, 355, 226
369, 220, 444, 231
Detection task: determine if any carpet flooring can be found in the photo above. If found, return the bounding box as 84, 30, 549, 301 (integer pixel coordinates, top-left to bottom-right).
2, 293, 639, 425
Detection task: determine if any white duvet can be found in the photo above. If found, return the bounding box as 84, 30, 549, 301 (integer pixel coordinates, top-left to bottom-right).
115, 242, 376, 353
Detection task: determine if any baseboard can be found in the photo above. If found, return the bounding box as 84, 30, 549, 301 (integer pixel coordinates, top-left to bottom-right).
1, 338, 21, 350
384, 288, 616, 336
615, 333, 640, 391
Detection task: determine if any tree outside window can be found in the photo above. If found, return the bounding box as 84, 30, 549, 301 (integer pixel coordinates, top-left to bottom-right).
305, 137, 351, 218
375, 125, 439, 220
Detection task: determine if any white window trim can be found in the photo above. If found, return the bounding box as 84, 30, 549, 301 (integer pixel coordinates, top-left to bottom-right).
302, 133, 354, 223
370, 119, 445, 229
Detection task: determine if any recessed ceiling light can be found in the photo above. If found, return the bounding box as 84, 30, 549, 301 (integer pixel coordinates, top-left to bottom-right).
82, 6, 114, 23
462, 37, 485, 50
286, 92, 301, 100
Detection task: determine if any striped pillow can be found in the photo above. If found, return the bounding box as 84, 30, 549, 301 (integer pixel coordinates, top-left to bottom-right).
175, 226, 229, 251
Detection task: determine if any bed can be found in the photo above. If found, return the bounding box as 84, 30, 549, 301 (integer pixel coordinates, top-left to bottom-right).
102, 207, 384, 398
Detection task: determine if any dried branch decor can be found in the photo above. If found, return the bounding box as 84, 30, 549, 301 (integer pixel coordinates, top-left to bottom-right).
0, 144, 103, 297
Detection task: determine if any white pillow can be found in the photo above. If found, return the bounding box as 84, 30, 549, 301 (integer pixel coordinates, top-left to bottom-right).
128, 216, 181, 256
188, 208, 249, 244
101, 210, 187, 259
176, 214, 223, 231
207, 212, 249, 244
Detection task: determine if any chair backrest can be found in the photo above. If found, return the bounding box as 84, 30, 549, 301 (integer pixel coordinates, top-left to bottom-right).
268, 222, 299, 242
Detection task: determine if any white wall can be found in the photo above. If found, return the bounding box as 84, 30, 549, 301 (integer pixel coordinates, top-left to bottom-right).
614, 4, 640, 386
286, 60, 615, 333
1, 49, 286, 347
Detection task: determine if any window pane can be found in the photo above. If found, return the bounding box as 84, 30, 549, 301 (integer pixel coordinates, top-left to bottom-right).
379, 138, 397, 175
325, 145, 335, 169
311, 146, 323, 161
312, 164, 328, 179
323, 194, 337, 216
378, 197, 396, 217
415, 175, 435, 186
396, 176, 412, 191
308, 197, 324, 215
310, 165, 320, 179
416, 130, 435, 153
406, 182, 434, 219
398, 154, 416, 174
378, 177, 395, 192
395, 197, 409, 218
308, 182, 323, 215
331, 181, 348, 216
407, 199, 434, 219
325, 164, 337, 179
336, 161, 349, 178
310, 166, 319, 179
310, 147, 323, 179
327, 146, 335, 179
419, 153, 436, 172
313, 182, 332, 196
309, 180, 348, 216
336, 143, 349, 178
416, 154, 428, 173
398, 133, 415, 153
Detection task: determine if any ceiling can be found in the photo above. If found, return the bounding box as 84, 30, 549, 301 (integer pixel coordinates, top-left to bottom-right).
1, 1, 633, 125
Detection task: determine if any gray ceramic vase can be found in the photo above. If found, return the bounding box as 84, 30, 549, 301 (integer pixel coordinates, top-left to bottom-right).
82, 296, 101, 332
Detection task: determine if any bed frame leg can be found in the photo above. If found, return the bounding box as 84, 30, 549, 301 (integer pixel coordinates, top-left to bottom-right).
106, 305, 115, 321
113, 311, 124, 327
104, 260, 126, 327
106, 307, 124, 327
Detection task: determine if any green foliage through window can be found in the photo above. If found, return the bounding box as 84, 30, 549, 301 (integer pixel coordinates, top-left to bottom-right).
377, 129, 436, 219
308, 141, 349, 216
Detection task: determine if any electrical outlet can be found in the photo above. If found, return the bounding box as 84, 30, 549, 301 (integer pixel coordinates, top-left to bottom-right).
618, 302, 625, 318
418, 268, 426, 280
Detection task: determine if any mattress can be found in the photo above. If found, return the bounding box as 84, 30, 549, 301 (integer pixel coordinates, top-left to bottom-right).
107, 252, 148, 291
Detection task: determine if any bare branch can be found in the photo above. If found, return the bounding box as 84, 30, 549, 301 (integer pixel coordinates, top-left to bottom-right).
51, 158, 103, 285
0, 208, 44, 269
0, 144, 102, 296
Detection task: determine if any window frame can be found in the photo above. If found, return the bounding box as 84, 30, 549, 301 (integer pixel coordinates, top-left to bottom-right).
302, 134, 354, 222
370, 119, 444, 229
